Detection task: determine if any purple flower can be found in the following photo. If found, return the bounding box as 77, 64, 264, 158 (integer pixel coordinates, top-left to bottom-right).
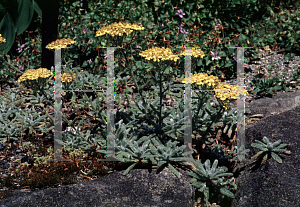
215, 22, 222, 30
211, 51, 221, 60
130, 8, 134, 11
83, 27, 88, 34
175, 9, 185, 18
19, 65, 24, 70
259, 47, 263, 52
266, 18, 270, 21
17, 44, 25, 53
87, 59, 92, 63
181, 30, 187, 35
87, 40, 93, 45
104, 53, 108, 59
233, 57, 241, 61
162, 24, 164, 27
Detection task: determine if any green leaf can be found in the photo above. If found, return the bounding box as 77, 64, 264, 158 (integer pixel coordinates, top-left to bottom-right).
219, 187, 235, 199
168, 163, 181, 179
15, 0, 34, 35
271, 152, 282, 163
33, 0, 42, 17
0, 13, 15, 54
123, 162, 138, 175
251, 143, 268, 151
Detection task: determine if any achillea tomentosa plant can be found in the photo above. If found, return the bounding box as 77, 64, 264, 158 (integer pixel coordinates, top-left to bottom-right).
90, 21, 245, 205
187, 159, 237, 207
251, 136, 290, 165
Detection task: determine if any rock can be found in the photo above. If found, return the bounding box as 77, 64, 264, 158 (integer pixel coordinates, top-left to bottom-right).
0, 166, 195, 207
231, 105, 300, 207
244, 90, 300, 121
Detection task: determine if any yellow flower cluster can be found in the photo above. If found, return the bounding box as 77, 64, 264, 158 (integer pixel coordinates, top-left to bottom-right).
139, 47, 180, 62
178, 48, 205, 59
17, 68, 53, 83
95, 22, 145, 37
214, 83, 249, 110
61, 72, 76, 83
182, 73, 249, 110
0, 34, 6, 43
182, 73, 219, 88
46, 38, 76, 49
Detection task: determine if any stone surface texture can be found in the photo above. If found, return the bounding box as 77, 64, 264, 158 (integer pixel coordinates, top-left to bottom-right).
0, 167, 195, 207
231, 105, 300, 207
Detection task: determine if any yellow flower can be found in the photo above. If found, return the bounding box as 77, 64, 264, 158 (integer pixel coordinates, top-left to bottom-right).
139, 47, 180, 63
61, 73, 73, 83
213, 83, 248, 110
0, 34, 6, 43
182, 73, 219, 89
178, 48, 205, 58
46, 38, 76, 50
36, 68, 53, 79
95, 22, 144, 38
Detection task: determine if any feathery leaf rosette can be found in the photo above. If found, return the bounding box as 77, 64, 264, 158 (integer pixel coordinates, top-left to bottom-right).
45, 38, 76, 49
97, 120, 157, 176
149, 138, 194, 179
95, 22, 145, 37
188, 159, 236, 206
251, 136, 289, 164
139, 47, 180, 63
0, 34, 6, 43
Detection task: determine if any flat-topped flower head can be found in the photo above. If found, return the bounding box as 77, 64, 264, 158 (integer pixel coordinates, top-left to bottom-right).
95, 22, 144, 37
61, 72, 76, 83
17, 68, 53, 83
0, 34, 6, 43
46, 38, 76, 50
178, 48, 205, 58
213, 83, 249, 110
139, 47, 180, 62
182, 73, 219, 89
35, 68, 53, 79
17, 69, 39, 82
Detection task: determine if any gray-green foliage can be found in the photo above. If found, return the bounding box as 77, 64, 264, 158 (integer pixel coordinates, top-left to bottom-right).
0, 88, 53, 142
188, 159, 236, 207
97, 119, 194, 178
228, 145, 250, 162
251, 136, 288, 164
205, 145, 232, 167
149, 138, 194, 178
97, 119, 157, 175
114, 79, 238, 144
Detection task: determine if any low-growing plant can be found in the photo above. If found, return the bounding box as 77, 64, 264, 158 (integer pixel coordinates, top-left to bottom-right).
251, 136, 290, 165
228, 145, 250, 162
187, 159, 237, 207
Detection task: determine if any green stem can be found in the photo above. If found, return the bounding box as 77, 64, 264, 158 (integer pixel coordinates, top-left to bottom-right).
119, 49, 161, 130
202, 98, 224, 141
